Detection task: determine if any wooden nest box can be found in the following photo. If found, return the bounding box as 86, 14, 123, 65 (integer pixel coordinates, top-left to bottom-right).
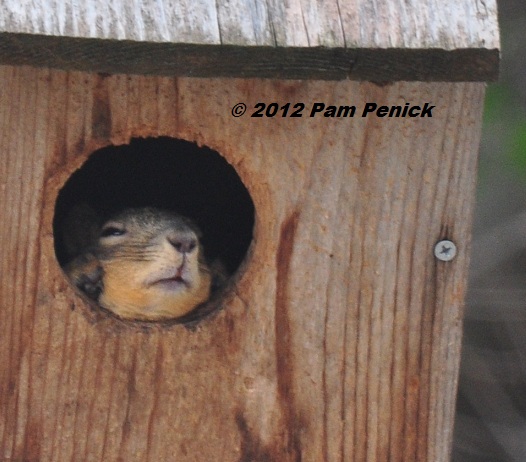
0, 1, 499, 461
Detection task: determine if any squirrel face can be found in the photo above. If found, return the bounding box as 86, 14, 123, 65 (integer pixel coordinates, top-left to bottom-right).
67, 207, 212, 321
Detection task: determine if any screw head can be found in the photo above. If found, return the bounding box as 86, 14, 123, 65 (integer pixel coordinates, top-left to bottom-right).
434, 240, 457, 261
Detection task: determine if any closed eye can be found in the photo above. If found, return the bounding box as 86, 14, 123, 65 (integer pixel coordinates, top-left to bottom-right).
101, 226, 126, 237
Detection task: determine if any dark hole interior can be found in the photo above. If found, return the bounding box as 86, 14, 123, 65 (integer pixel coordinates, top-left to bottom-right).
53, 137, 255, 277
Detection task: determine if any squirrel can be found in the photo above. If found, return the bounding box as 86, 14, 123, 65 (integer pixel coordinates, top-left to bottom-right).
62, 206, 224, 321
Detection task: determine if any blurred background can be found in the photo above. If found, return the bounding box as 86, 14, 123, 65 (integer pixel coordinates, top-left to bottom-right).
452, 1, 526, 460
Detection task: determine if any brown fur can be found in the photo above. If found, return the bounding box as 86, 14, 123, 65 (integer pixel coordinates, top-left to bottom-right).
65, 207, 213, 321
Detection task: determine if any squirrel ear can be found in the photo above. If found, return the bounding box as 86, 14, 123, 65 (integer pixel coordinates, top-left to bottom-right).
61, 203, 102, 260
209, 259, 229, 292
64, 252, 104, 301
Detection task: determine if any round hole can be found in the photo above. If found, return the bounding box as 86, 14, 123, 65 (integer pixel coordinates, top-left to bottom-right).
53, 137, 254, 323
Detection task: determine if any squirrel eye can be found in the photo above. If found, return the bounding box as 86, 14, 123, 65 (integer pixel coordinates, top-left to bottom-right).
100, 226, 126, 237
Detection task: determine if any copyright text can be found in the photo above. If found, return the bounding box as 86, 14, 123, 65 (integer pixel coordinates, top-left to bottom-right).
232, 102, 436, 118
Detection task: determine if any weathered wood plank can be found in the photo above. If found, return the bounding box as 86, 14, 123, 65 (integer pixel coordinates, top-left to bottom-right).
0, 0, 498, 49
0, 0, 499, 80
0, 66, 484, 461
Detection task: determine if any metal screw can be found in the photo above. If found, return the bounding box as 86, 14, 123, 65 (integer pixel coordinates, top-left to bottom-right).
434, 240, 457, 261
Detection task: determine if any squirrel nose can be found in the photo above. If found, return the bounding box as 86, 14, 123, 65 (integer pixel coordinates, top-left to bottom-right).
168, 234, 197, 254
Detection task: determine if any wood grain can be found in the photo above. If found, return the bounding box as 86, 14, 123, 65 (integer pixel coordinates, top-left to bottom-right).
0, 66, 485, 461
0, 0, 500, 80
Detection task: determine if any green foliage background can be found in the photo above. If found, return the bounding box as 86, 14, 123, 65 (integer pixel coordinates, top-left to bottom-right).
470, 1, 526, 233
484, 84, 526, 176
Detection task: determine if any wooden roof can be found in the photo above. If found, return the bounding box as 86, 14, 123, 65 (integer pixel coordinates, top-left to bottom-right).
0, 0, 499, 80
